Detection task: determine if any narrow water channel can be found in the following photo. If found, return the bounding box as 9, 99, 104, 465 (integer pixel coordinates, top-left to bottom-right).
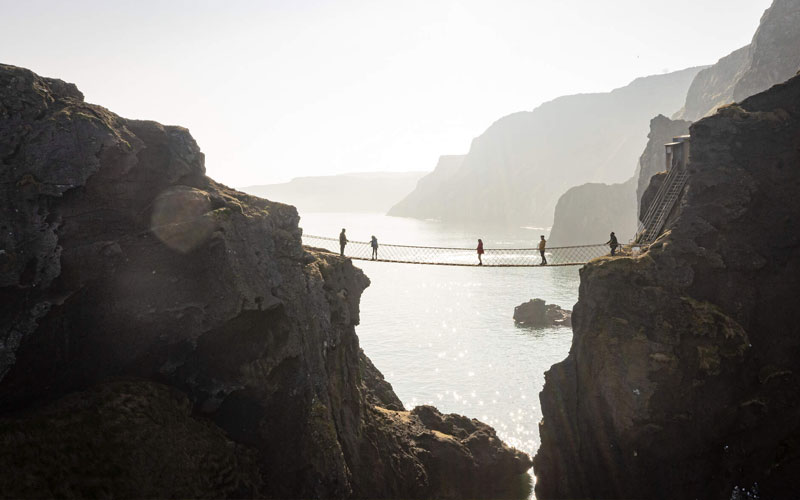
301, 212, 578, 494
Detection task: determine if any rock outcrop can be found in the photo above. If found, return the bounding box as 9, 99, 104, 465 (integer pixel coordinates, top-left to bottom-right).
675, 0, 800, 121
513, 299, 572, 328
548, 114, 690, 247
548, 112, 691, 247
0, 64, 531, 498
548, 177, 637, 247
635, 114, 692, 217
534, 72, 800, 499
389, 67, 704, 227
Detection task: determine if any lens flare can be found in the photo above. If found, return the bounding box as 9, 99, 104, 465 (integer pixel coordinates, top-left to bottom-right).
150, 186, 215, 253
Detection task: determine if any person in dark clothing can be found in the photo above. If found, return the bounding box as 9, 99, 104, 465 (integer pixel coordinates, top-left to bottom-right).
339, 228, 347, 256
370, 235, 378, 260
606, 231, 618, 256
477, 239, 484, 265
538, 235, 547, 265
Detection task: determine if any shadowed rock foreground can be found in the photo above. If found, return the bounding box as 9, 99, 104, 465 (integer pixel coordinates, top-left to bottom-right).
534, 74, 800, 499
0, 64, 531, 498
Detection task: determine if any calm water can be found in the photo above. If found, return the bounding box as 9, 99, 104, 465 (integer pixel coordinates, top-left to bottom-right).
300, 213, 578, 491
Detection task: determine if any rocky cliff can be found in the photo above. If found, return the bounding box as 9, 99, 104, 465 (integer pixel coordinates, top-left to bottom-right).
388, 67, 704, 227
387, 155, 464, 219
547, 177, 637, 246
534, 72, 800, 500
560, 0, 800, 249
673, 46, 751, 122
732, 0, 800, 103
550, 114, 690, 247
636, 114, 692, 217
675, 0, 800, 121
0, 64, 531, 498
547, 115, 690, 247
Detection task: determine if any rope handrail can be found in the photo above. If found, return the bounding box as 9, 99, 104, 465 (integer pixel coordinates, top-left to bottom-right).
302, 234, 628, 267
303, 234, 608, 251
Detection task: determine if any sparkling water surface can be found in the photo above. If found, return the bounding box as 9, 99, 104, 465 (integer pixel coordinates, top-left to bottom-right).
300, 213, 577, 492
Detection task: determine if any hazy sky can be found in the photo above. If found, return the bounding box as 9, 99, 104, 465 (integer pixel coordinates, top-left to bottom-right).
2, 0, 771, 186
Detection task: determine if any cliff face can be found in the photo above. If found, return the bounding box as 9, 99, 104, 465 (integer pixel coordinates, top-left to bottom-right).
387, 155, 464, 219
732, 0, 800, 103
548, 114, 689, 247
547, 177, 637, 246
534, 73, 800, 500
552, 0, 800, 249
675, 0, 800, 121
388, 67, 704, 227
636, 114, 692, 217
673, 46, 751, 122
0, 64, 530, 498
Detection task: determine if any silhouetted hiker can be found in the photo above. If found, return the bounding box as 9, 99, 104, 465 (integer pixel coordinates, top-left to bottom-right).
606, 231, 618, 256
538, 235, 547, 265
339, 228, 347, 256
370, 235, 378, 260
477, 239, 484, 265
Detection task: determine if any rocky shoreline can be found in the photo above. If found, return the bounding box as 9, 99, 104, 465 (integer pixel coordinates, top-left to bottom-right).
0, 64, 531, 498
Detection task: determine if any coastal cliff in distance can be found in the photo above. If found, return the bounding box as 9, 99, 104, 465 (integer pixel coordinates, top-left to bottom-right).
241, 171, 427, 214
547, 115, 690, 247
388, 67, 704, 228
0, 64, 531, 498
387, 155, 464, 219
675, 0, 800, 121
534, 72, 800, 500
547, 177, 637, 246
550, 0, 800, 248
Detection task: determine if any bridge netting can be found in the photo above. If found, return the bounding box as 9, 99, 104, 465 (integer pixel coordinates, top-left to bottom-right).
302, 235, 614, 267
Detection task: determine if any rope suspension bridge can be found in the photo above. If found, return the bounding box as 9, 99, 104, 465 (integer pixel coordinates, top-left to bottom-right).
303, 235, 624, 267
301, 135, 692, 268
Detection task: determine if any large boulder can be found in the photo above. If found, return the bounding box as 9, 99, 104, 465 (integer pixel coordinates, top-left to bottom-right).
513, 299, 572, 328
0, 64, 531, 498
534, 72, 800, 499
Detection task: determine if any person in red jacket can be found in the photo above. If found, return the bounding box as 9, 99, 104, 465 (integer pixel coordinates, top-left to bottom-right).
477, 238, 484, 265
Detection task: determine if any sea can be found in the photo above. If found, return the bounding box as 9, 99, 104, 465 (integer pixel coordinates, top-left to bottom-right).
299, 212, 578, 494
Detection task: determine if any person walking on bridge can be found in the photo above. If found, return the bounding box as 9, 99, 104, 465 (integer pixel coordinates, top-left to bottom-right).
339, 228, 347, 257
370, 235, 378, 260
606, 231, 618, 256
477, 239, 484, 265
538, 235, 547, 265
